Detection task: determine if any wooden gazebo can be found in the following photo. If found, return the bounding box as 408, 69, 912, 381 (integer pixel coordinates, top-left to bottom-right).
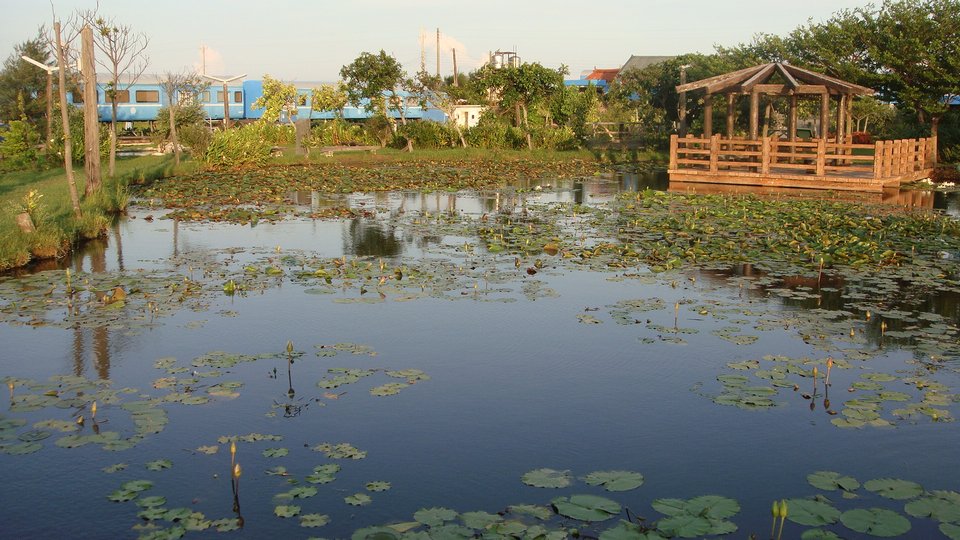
668, 62, 933, 192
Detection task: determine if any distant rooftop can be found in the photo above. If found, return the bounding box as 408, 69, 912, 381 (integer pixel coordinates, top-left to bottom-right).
618, 55, 675, 74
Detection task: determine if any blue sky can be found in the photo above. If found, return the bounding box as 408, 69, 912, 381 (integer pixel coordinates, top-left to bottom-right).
2, 0, 874, 82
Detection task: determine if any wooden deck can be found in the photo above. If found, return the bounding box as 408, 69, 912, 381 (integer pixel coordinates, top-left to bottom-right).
668, 135, 934, 193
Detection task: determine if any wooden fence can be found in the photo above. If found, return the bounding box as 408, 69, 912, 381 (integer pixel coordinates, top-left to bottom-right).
669, 135, 933, 185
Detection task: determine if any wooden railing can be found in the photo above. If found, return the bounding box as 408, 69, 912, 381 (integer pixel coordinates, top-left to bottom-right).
669, 135, 933, 180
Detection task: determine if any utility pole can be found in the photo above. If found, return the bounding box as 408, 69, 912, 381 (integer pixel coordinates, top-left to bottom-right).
452, 49, 458, 86
54, 21, 82, 218
81, 25, 101, 193
419, 29, 425, 73
20, 55, 55, 147
202, 73, 246, 129
436, 28, 440, 77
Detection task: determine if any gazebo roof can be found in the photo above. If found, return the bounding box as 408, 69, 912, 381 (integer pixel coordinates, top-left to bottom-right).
676, 62, 873, 96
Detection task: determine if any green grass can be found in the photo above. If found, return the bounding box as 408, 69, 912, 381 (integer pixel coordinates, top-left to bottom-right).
0, 154, 180, 271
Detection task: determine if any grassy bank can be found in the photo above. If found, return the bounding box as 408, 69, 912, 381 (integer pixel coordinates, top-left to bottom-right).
0, 155, 179, 271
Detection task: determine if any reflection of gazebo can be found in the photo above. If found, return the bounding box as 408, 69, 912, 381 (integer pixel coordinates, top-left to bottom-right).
669, 62, 934, 192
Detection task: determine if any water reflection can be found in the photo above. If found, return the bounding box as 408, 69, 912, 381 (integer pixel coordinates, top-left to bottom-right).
343, 219, 403, 257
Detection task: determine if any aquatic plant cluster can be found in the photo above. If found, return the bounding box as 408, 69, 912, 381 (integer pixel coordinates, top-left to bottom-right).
4, 171, 960, 538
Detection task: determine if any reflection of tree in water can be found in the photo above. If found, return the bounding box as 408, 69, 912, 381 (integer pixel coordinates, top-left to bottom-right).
70, 237, 113, 380
342, 219, 403, 257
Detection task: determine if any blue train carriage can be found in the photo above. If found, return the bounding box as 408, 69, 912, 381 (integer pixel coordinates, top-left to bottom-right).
65, 74, 246, 122
241, 80, 439, 123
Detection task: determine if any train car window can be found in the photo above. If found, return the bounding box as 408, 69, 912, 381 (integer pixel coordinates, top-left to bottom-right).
217, 91, 225, 103
202, 91, 211, 103
110, 90, 130, 104
135, 90, 160, 103
72, 92, 83, 103
233, 91, 242, 103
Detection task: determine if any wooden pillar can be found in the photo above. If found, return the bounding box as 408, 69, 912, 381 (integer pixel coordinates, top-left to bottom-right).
873, 140, 883, 179
816, 138, 826, 176
703, 92, 713, 137
81, 25, 101, 194
669, 134, 678, 170
749, 89, 759, 140
819, 92, 830, 141
835, 94, 845, 146
761, 137, 771, 175
45, 71, 53, 147
788, 95, 797, 141
709, 133, 720, 172
726, 93, 735, 139
222, 81, 230, 129
678, 67, 687, 137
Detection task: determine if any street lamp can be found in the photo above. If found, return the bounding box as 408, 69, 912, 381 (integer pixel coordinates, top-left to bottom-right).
202, 73, 246, 129
21, 55, 57, 146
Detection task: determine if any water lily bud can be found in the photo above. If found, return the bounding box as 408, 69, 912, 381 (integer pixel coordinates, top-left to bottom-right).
286, 340, 293, 354
772, 500, 779, 516
91, 401, 97, 418
233, 463, 242, 478
230, 441, 236, 460
780, 499, 788, 518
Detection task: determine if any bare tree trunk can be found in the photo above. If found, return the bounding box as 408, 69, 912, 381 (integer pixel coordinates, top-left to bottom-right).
82, 25, 102, 196
55, 22, 82, 219
45, 72, 52, 148
110, 71, 119, 177
453, 122, 467, 148
168, 98, 180, 166
931, 115, 940, 166
522, 103, 532, 150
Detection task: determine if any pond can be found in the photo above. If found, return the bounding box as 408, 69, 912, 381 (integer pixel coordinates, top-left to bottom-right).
2, 172, 960, 539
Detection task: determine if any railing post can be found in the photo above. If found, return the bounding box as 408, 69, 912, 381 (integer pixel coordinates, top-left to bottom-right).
894, 140, 904, 175
882, 140, 893, 177
816, 138, 826, 176
873, 140, 883, 179
710, 134, 720, 172
918, 138, 926, 171
669, 134, 678, 170
761, 137, 771, 175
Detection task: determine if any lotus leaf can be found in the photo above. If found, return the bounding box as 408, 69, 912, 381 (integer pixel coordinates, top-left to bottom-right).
785, 498, 841, 526
195, 445, 218, 455
864, 478, 923, 500
508, 504, 553, 520
655, 515, 712, 538
284, 486, 318, 499
138, 507, 168, 521
552, 494, 621, 522
840, 508, 911, 537
300, 513, 330, 528
370, 383, 408, 396
102, 463, 128, 473
145, 459, 172, 471
904, 490, 960, 522
600, 520, 666, 540
274, 505, 301, 518
414, 507, 458, 527
582, 470, 645, 492
137, 496, 167, 508
108, 489, 138, 502
942, 523, 960, 540
807, 471, 860, 492
460, 511, 501, 529
123, 480, 154, 492
800, 528, 843, 539
211, 518, 241, 532
345, 493, 372, 506
0, 441, 41, 454
165, 508, 193, 522
366, 481, 391, 492
312, 442, 366, 459
351, 526, 402, 540
522, 468, 572, 488
262, 447, 288, 458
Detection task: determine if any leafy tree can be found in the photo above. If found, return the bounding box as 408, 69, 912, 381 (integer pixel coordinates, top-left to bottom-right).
851, 95, 895, 133
78, 9, 149, 177
159, 71, 207, 165
858, 0, 960, 161
340, 50, 404, 120
252, 74, 303, 125
310, 83, 348, 118
0, 119, 41, 171
415, 71, 468, 147
0, 32, 50, 127
471, 62, 566, 149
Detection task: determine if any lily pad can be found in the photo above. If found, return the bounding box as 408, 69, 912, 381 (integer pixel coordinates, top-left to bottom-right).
145, 459, 172, 471
807, 471, 860, 492
904, 490, 960, 522
864, 478, 923, 500
345, 493, 372, 506
522, 468, 572, 489
601, 520, 666, 540
552, 494, 621, 522
461, 511, 502, 529
366, 481, 391, 492
300, 513, 330, 528
785, 498, 841, 526
583, 470, 645, 492
274, 505, 301, 518
414, 507, 458, 527
840, 508, 911, 537
262, 447, 288, 458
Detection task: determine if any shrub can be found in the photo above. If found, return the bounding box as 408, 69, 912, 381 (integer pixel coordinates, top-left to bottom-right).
178, 124, 212, 156
308, 119, 374, 147
364, 116, 393, 147
534, 126, 579, 150
465, 115, 524, 149
0, 120, 41, 171
201, 124, 272, 169
392, 121, 457, 149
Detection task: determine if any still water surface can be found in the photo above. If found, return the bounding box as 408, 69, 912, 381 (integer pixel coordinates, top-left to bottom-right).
2, 174, 959, 538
